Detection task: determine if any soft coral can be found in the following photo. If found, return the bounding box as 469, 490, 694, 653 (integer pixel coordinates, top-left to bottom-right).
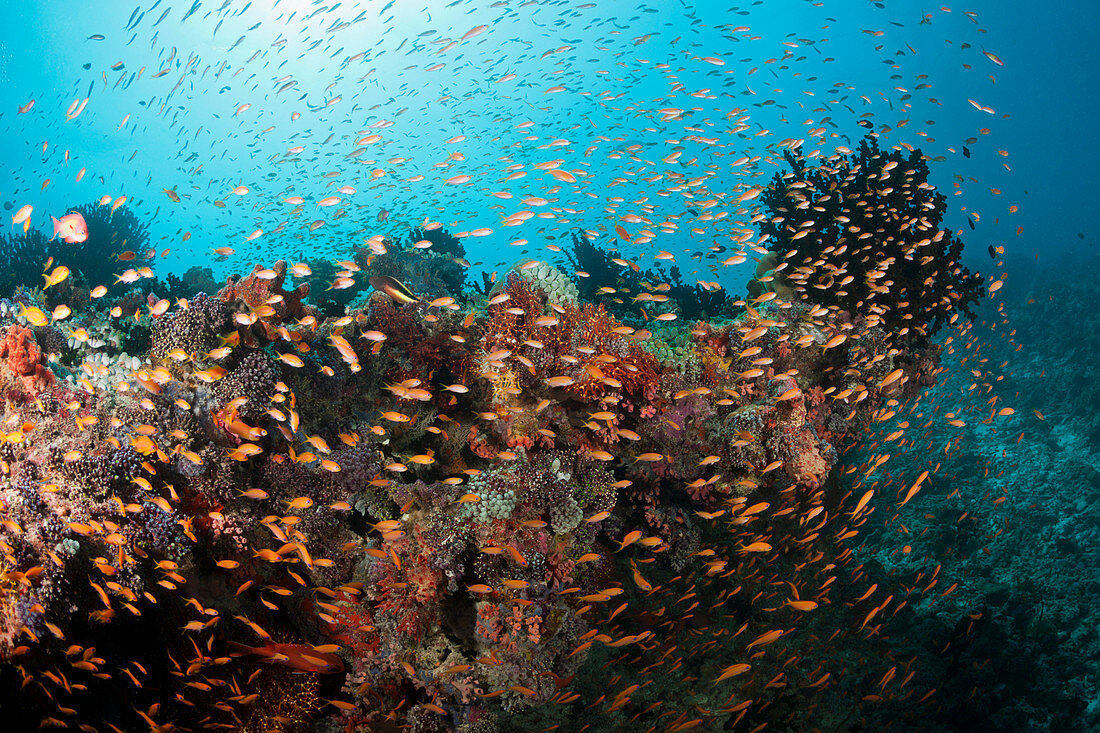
0, 324, 54, 395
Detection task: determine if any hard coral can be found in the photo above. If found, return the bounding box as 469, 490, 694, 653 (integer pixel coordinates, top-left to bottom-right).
747, 250, 796, 302
150, 292, 229, 361
218, 260, 316, 347
212, 351, 276, 422
498, 260, 578, 306
0, 324, 54, 395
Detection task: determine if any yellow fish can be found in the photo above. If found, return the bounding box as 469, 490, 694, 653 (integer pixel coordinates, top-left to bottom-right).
18, 304, 49, 327
43, 265, 70, 289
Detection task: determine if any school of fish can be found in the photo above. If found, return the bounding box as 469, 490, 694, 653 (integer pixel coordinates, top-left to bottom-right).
0, 1, 1033, 731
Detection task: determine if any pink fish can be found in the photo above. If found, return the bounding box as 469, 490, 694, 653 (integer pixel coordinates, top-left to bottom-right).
51, 212, 88, 243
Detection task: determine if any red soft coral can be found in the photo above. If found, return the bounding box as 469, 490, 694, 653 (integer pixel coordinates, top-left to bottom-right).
562, 303, 660, 402
0, 324, 54, 395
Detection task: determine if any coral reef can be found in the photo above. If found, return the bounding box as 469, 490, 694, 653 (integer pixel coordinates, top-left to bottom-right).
0, 174, 991, 732
0, 228, 55, 298
65, 202, 153, 288
156, 266, 220, 304
149, 291, 229, 360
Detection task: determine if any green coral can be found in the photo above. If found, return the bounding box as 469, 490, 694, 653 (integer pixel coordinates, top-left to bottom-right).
571, 467, 615, 511
458, 476, 518, 522
642, 325, 700, 376
355, 486, 397, 522
502, 260, 578, 306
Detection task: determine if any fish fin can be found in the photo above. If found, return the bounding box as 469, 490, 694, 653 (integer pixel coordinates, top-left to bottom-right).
227, 640, 264, 657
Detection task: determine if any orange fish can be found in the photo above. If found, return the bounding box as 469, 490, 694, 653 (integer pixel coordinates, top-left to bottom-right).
786, 599, 819, 612
745, 629, 784, 651
228, 641, 344, 674
617, 530, 642, 552
714, 663, 752, 684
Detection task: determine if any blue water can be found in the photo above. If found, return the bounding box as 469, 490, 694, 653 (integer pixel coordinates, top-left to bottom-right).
6, 1, 1094, 283
1, 1, 1097, 730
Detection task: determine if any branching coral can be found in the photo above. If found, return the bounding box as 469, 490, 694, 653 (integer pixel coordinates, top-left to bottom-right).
562, 230, 731, 321
758, 134, 984, 341
69, 203, 153, 284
